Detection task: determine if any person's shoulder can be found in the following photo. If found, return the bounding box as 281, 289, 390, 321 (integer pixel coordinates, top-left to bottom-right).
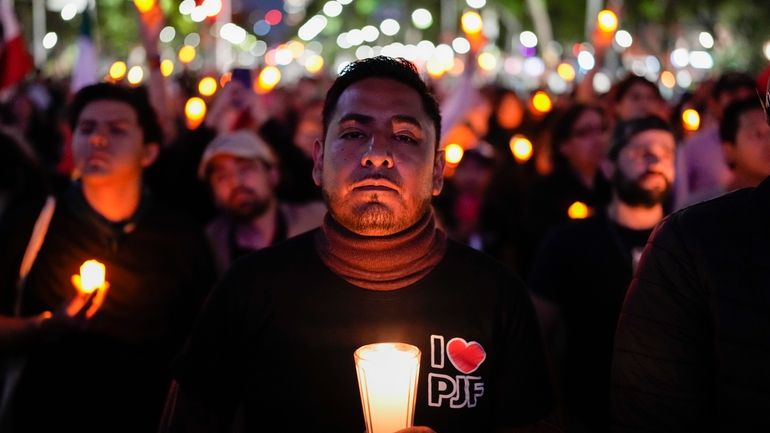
669, 185, 754, 234
228, 228, 319, 275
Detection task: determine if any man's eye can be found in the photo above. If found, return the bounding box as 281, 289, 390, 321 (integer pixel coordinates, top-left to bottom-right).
341, 131, 365, 140
395, 134, 418, 144
78, 124, 95, 134
111, 127, 128, 135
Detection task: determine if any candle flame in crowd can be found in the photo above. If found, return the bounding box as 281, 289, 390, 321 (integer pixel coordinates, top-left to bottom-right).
133, 0, 155, 14
185, 97, 207, 129
568, 201, 590, 219
198, 76, 218, 97
256, 66, 282, 93
109, 61, 127, 81
355, 343, 421, 433
682, 108, 701, 132
178, 45, 196, 64
509, 135, 533, 164
160, 59, 174, 77
597, 10, 618, 33
461, 11, 483, 35
531, 91, 553, 114
445, 143, 465, 165
79, 260, 106, 294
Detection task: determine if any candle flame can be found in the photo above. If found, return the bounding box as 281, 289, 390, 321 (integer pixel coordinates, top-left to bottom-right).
79, 260, 106, 294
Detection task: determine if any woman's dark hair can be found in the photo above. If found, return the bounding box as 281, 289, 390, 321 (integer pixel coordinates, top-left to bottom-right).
613, 75, 661, 103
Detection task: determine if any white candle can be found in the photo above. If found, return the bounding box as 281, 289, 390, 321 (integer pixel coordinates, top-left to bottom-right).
354, 343, 421, 433
79, 260, 106, 294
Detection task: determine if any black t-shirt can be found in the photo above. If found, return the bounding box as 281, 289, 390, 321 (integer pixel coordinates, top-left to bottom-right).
0, 185, 216, 433
528, 211, 652, 431
174, 230, 553, 432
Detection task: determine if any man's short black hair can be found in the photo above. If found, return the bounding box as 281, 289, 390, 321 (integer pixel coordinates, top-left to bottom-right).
613, 75, 661, 103
609, 116, 673, 161
69, 83, 163, 145
322, 56, 441, 150
713, 72, 756, 100
720, 97, 763, 144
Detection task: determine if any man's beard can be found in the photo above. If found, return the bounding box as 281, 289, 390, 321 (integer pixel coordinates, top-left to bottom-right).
613, 170, 672, 207
322, 188, 431, 236
226, 187, 272, 220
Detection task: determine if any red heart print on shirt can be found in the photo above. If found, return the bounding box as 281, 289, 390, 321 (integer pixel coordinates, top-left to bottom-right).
446, 337, 486, 374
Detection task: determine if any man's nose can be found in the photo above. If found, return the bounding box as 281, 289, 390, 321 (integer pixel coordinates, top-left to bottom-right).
361, 135, 394, 168
89, 127, 108, 147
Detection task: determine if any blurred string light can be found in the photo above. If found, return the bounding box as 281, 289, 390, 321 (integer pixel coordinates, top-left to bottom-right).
452, 37, 470, 54
185, 97, 207, 129
689, 51, 713, 69
615, 30, 632, 48
184, 33, 200, 47
265, 9, 283, 25
323, 1, 342, 17
159, 26, 175, 43
257, 66, 281, 93
593, 72, 612, 93
523, 57, 545, 77
677, 70, 693, 88
466, 0, 486, 8
412, 9, 433, 30
127, 66, 144, 85
362, 25, 380, 42
670, 48, 689, 68
160, 59, 174, 77
109, 61, 127, 80
298, 15, 327, 41
530, 90, 552, 114
461, 11, 483, 34
179, 0, 194, 14
198, 77, 218, 97
42, 32, 58, 49
699, 31, 714, 49
61, 4, 78, 21
519, 31, 538, 48
568, 201, 590, 219
220, 23, 247, 44
682, 109, 701, 131
178, 45, 196, 64
444, 143, 464, 164
577, 51, 595, 70
380, 19, 400, 36
764, 41, 770, 61
596, 10, 618, 33
509, 135, 533, 164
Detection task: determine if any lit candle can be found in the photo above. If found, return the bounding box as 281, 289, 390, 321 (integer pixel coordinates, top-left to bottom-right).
79, 260, 106, 294
354, 343, 421, 433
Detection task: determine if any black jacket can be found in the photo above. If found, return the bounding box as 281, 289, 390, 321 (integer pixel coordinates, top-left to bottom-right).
611, 175, 770, 432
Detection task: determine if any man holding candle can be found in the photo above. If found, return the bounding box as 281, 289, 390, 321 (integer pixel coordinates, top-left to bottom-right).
164, 57, 553, 433
0, 83, 216, 432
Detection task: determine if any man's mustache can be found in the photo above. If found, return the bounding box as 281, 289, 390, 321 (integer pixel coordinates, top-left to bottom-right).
350, 172, 403, 189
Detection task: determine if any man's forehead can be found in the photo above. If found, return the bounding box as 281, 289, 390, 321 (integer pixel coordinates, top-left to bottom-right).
332, 78, 432, 124
79, 100, 138, 122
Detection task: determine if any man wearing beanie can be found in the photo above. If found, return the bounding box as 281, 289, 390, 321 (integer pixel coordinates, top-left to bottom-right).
530, 116, 676, 433
611, 82, 770, 432
162, 56, 554, 433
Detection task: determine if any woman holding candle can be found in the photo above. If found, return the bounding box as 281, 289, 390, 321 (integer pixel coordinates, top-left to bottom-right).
0, 83, 216, 433
164, 57, 554, 433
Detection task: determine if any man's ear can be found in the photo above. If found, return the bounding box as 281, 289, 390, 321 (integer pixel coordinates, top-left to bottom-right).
599, 158, 615, 180
312, 138, 324, 187
721, 142, 736, 167
432, 149, 446, 196
141, 143, 161, 168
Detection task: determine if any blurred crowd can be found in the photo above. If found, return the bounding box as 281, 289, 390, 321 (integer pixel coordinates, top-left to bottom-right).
1, 23, 770, 432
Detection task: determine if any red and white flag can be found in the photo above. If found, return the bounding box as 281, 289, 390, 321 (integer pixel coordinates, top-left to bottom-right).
0, 0, 33, 91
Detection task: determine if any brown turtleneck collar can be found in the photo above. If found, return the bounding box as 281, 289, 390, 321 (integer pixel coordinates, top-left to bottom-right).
314, 210, 447, 291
